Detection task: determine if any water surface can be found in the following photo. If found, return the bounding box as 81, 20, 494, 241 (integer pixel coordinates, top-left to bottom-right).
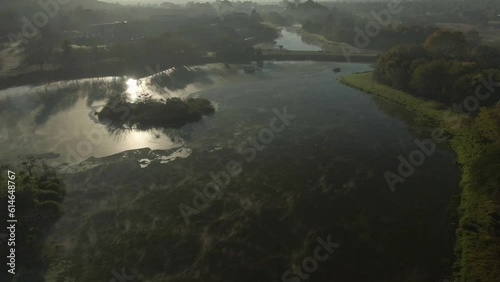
274, 28, 323, 51
0, 62, 460, 282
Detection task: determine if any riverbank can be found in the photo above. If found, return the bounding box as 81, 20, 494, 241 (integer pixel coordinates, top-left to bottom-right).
292, 26, 380, 56
257, 24, 380, 61
260, 50, 378, 62
341, 72, 500, 282
0, 56, 218, 90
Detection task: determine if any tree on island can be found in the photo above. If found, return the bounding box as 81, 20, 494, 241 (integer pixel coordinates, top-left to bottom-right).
97, 94, 215, 130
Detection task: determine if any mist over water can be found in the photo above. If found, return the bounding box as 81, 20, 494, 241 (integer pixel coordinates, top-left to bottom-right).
2, 0, 498, 280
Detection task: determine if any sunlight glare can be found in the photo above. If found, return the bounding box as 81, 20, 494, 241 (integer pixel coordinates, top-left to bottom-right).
126, 78, 139, 101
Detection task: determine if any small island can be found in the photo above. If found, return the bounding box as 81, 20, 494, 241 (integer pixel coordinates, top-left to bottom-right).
97, 94, 215, 130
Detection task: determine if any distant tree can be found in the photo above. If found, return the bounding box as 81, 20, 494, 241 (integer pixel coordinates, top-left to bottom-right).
439, 61, 482, 103
265, 11, 290, 26
465, 30, 482, 49
423, 30, 468, 59
299, 0, 328, 11
301, 19, 322, 33
20, 156, 39, 177
446, 73, 482, 104
375, 32, 500, 105
374, 44, 428, 90
410, 59, 450, 100
250, 9, 263, 22
471, 45, 500, 69
326, 12, 335, 24
448, 61, 479, 78
60, 39, 74, 70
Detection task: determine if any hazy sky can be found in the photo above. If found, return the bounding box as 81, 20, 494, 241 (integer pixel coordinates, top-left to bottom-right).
100, 0, 281, 4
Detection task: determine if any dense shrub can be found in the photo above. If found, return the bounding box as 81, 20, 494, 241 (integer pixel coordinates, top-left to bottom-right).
375, 30, 500, 107
97, 95, 215, 130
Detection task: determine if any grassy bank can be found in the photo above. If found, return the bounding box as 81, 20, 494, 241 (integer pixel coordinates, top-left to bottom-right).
340, 72, 460, 129
295, 27, 381, 56
259, 24, 380, 59
341, 72, 500, 281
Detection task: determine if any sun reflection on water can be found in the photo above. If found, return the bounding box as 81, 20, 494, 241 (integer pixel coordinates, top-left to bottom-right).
124, 130, 153, 148
126, 78, 139, 101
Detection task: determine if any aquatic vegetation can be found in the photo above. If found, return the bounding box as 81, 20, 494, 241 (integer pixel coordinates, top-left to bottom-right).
341, 72, 500, 282
45, 64, 460, 281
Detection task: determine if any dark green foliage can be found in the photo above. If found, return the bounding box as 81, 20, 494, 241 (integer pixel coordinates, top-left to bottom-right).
36, 201, 64, 221
475, 104, 500, 143
36, 190, 64, 202
0, 160, 65, 280
298, 4, 437, 52
423, 30, 468, 59
375, 30, 500, 106
374, 44, 428, 90
97, 95, 215, 130
471, 45, 500, 69
287, 0, 329, 11
451, 105, 500, 281
410, 59, 450, 99
264, 12, 291, 26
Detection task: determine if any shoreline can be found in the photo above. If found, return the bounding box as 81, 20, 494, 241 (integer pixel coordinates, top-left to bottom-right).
340, 72, 500, 281
0, 57, 218, 91
289, 25, 380, 56
256, 24, 380, 62
0, 59, 378, 91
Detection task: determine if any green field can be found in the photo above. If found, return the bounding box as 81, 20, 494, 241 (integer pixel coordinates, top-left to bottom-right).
341, 72, 500, 282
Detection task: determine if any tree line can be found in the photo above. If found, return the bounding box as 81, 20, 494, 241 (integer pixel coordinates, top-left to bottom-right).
374, 30, 500, 107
